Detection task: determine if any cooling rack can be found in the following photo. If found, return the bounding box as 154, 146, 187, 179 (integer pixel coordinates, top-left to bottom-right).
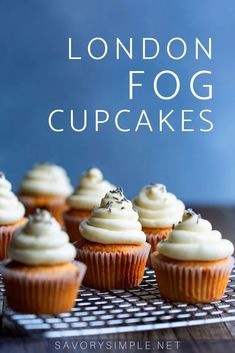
1, 267, 235, 338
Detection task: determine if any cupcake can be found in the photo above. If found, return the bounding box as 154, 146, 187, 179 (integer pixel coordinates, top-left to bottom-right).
151, 209, 234, 303
133, 184, 185, 266
0, 172, 27, 260
19, 163, 73, 225
2, 209, 86, 314
63, 167, 114, 243
76, 187, 150, 289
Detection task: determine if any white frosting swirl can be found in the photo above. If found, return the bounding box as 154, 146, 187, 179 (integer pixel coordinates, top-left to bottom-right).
0, 173, 25, 225
8, 210, 76, 265
133, 184, 185, 228
157, 209, 234, 261
79, 188, 146, 244
20, 163, 73, 196
67, 168, 114, 210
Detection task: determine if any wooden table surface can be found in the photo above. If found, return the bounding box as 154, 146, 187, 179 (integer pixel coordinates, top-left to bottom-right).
1, 207, 235, 353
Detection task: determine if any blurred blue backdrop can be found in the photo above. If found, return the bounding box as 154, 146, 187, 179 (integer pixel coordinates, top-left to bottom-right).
0, 0, 234, 204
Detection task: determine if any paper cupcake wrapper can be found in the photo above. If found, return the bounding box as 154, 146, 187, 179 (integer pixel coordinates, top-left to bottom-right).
151, 253, 234, 303
0, 220, 26, 261
63, 212, 89, 243
76, 242, 151, 290
1, 260, 86, 314
145, 232, 169, 267
19, 195, 67, 225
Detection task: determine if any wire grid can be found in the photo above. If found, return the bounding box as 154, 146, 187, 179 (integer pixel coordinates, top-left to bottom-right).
1, 267, 235, 338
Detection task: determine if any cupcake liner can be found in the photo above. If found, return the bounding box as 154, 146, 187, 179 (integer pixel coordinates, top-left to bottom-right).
19, 195, 67, 225
76, 242, 151, 290
0, 219, 27, 261
145, 233, 167, 267
143, 228, 171, 267
63, 212, 90, 243
1, 261, 86, 314
151, 253, 234, 303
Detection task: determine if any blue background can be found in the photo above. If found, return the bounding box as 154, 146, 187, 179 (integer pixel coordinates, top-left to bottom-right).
0, 0, 234, 204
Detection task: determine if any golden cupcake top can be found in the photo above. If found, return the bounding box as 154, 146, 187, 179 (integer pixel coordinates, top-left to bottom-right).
79, 187, 146, 244
157, 209, 234, 261
8, 209, 76, 265
0, 172, 25, 225
67, 167, 114, 210
19, 163, 73, 197
133, 184, 185, 228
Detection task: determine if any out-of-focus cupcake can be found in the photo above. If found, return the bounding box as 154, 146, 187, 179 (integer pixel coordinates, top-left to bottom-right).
0, 172, 27, 260
2, 209, 86, 314
76, 187, 150, 289
19, 163, 73, 225
133, 184, 185, 266
63, 167, 114, 243
151, 209, 234, 303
